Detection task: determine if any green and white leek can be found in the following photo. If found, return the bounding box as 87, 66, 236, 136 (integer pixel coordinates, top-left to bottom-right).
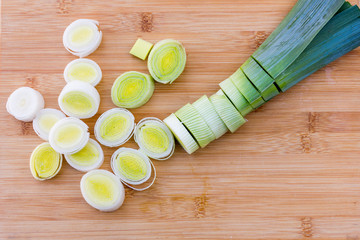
32, 108, 66, 141
58, 80, 100, 119
147, 39, 186, 84
134, 117, 175, 160
94, 108, 135, 147
111, 71, 154, 109
30, 142, 62, 181
80, 169, 125, 212
64, 58, 102, 86
6, 87, 44, 122
65, 138, 104, 172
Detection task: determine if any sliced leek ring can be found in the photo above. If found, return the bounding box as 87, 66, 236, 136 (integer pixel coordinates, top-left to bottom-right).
49, 117, 90, 154
111, 71, 154, 109
64, 58, 102, 86
63, 19, 102, 58
134, 117, 175, 160
80, 169, 125, 212
6, 87, 44, 122
147, 39, 186, 84
94, 108, 135, 147
210, 90, 246, 133
65, 139, 104, 172
30, 142, 62, 181
32, 108, 66, 141
163, 113, 199, 154
175, 103, 215, 148
111, 147, 156, 191
192, 95, 228, 139
58, 81, 100, 119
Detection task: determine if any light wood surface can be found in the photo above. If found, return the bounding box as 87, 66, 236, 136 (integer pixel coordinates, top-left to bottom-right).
2, 0, 360, 239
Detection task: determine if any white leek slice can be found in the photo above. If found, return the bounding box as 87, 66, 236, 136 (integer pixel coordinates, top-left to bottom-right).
49, 117, 90, 154
6, 87, 44, 122
63, 19, 102, 58
147, 39, 186, 84
175, 103, 215, 148
111, 71, 154, 109
30, 142, 62, 181
80, 169, 125, 212
163, 113, 199, 154
64, 58, 102, 86
65, 138, 104, 172
192, 95, 228, 139
111, 147, 155, 191
210, 90, 246, 133
58, 80, 100, 119
94, 108, 135, 147
32, 108, 66, 141
134, 117, 175, 160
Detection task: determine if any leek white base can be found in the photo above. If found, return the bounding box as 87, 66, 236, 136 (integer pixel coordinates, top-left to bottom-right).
64, 58, 102, 86
33, 108, 66, 141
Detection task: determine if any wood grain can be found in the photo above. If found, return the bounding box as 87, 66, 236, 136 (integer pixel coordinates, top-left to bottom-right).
1, 0, 360, 239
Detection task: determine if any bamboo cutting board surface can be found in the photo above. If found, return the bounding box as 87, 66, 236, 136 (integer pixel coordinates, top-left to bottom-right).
2, 0, 360, 239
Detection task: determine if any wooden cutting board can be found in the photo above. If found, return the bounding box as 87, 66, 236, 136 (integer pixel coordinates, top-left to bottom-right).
2, 0, 360, 239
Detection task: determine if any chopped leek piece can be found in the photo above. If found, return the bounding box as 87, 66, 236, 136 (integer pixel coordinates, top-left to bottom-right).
111, 71, 154, 109
94, 108, 135, 147
80, 169, 125, 212
64, 58, 102, 86
6, 87, 44, 122
175, 103, 216, 148
33, 108, 66, 141
219, 77, 253, 116
241, 57, 274, 93
261, 84, 280, 101
63, 19, 102, 58
210, 90, 246, 133
30, 142, 62, 181
134, 117, 175, 160
163, 113, 199, 154
49, 117, 90, 154
130, 38, 153, 60
65, 138, 104, 172
58, 81, 100, 119
252, 0, 344, 78
337, 1, 352, 14
111, 147, 155, 191
147, 39, 186, 84
192, 95, 228, 139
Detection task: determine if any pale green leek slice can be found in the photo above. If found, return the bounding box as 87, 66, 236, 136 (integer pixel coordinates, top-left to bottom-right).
30, 142, 62, 181
147, 39, 186, 84
94, 108, 135, 147
219, 77, 253, 116
130, 38, 153, 60
175, 103, 216, 148
111, 71, 154, 109
32, 108, 66, 141
241, 57, 274, 93
192, 95, 227, 139
58, 80, 100, 119
65, 139, 104, 172
111, 147, 156, 191
64, 58, 102, 86
80, 169, 125, 212
209, 90, 246, 133
163, 113, 199, 154
134, 117, 175, 160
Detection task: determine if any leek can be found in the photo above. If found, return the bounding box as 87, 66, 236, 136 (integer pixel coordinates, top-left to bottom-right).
64, 58, 102, 86
130, 38, 153, 60
33, 108, 66, 141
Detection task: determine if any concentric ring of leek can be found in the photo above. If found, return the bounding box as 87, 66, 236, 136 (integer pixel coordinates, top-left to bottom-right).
163, 113, 199, 154
30, 142, 62, 181
58, 81, 100, 119
49, 117, 90, 154
147, 39, 186, 84
6, 87, 44, 122
111, 71, 154, 109
65, 139, 104, 172
80, 169, 125, 212
111, 148, 156, 191
64, 58, 102, 86
33, 108, 66, 141
94, 108, 135, 147
63, 19, 102, 58
134, 117, 175, 160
